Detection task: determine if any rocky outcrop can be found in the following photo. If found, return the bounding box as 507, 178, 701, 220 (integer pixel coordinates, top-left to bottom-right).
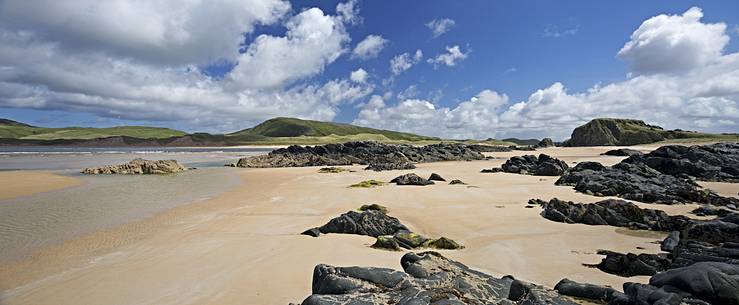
627, 142, 739, 182
554, 278, 619, 302
601, 148, 643, 156
466, 144, 513, 152
427, 173, 445, 181
588, 250, 671, 277
237, 141, 484, 168
563, 118, 698, 146
555, 159, 739, 206
390, 173, 434, 186
82, 158, 186, 174
501, 154, 569, 176
535, 137, 555, 148
364, 162, 416, 171
298, 251, 579, 305
535, 198, 690, 231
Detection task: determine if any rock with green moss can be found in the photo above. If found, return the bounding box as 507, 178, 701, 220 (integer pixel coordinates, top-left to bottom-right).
393, 231, 429, 249
359, 204, 388, 213
425, 237, 465, 249
318, 167, 351, 173
371, 235, 401, 251
349, 180, 387, 188
563, 118, 710, 146
449, 179, 467, 185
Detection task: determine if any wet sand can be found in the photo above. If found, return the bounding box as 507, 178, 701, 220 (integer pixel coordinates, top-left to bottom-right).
0, 171, 82, 200
1, 146, 736, 305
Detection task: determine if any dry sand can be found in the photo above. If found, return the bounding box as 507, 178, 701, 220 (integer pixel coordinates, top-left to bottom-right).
1, 146, 736, 305
0, 171, 83, 200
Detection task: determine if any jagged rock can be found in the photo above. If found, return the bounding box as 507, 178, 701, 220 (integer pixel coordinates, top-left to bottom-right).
390, 173, 435, 186
649, 262, 739, 305
427, 173, 446, 181
299, 251, 578, 305
359, 204, 388, 214
538, 198, 689, 231
364, 162, 416, 171
661, 231, 680, 252
630, 143, 739, 182
424, 237, 464, 249
554, 278, 618, 301
691, 205, 734, 217
237, 141, 484, 168
601, 148, 643, 156
590, 250, 671, 277
501, 154, 569, 176
449, 179, 467, 185
534, 137, 555, 148
555, 159, 739, 206
481, 168, 504, 173
82, 158, 186, 175
302, 210, 408, 238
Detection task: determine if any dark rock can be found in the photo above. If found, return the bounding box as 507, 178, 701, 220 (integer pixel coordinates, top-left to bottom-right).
629, 143, 739, 182
237, 141, 484, 168
301, 228, 321, 237
364, 162, 416, 171
390, 173, 435, 186
371, 235, 401, 251
538, 198, 689, 231
358, 204, 388, 214
564, 118, 688, 147
691, 205, 734, 217
393, 231, 428, 249
501, 154, 569, 176
556, 159, 739, 206
303, 210, 408, 238
554, 278, 618, 301
601, 148, 643, 156
649, 262, 739, 305
590, 250, 671, 277
467, 144, 513, 152
449, 179, 467, 185
425, 237, 464, 249
299, 251, 578, 305
661, 231, 680, 252
481, 168, 504, 173
535, 137, 555, 148
427, 173, 446, 181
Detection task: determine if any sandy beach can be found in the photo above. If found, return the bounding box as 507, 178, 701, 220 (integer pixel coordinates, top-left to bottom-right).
0, 146, 731, 305
0, 171, 83, 201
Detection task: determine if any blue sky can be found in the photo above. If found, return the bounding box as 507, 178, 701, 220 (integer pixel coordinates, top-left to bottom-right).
1, 1, 739, 139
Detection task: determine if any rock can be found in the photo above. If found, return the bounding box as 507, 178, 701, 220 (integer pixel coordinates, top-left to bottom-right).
449, 179, 467, 185
692, 205, 734, 217
303, 210, 408, 238
466, 144, 513, 152
299, 251, 579, 305
538, 198, 689, 231
348, 180, 386, 188
601, 148, 643, 156
358, 204, 388, 214
424, 236, 464, 249
501, 154, 569, 176
390, 173, 434, 186
649, 262, 739, 305
427, 173, 446, 181
630, 143, 739, 182
82, 158, 186, 175
563, 118, 698, 146
554, 278, 618, 301
364, 162, 416, 171
481, 168, 504, 173
371, 235, 401, 251
590, 250, 671, 277
535, 137, 555, 148
555, 159, 739, 206
393, 231, 428, 249
301, 228, 321, 237
237, 141, 484, 168
317, 167, 351, 173
661, 231, 680, 252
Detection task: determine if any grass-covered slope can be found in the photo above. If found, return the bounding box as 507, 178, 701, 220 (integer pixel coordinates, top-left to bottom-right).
0, 119, 187, 140
564, 118, 738, 146
227, 117, 438, 142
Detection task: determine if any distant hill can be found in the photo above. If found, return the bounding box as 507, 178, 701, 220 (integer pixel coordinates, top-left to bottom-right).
0, 119, 187, 140
227, 117, 438, 142
564, 118, 737, 146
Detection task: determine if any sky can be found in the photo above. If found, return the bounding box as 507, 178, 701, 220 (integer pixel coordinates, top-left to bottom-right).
1, 0, 739, 140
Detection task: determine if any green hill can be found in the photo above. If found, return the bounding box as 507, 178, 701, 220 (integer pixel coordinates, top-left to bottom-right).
564, 118, 738, 146
0, 119, 187, 140
227, 117, 438, 142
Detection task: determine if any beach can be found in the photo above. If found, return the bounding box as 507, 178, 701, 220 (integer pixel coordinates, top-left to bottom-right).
0, 146, 731, 305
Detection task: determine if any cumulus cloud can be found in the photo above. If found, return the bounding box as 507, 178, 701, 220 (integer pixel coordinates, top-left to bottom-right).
427, 45, 469, 68
390, 50, 423, 75
356, 7, 739, 139
351, 34, 388, 60
617, 7, 728, 75
0, 1, 371, 131
350, 68, 368, 83
426, 18, 456, 38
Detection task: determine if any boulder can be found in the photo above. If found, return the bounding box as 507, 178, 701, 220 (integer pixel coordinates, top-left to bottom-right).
535, 137, 555, 148
554, 278, 618, 301
427, 173, 446, 181
501, 154, 569, 176
590, 250, 671, 277
302, 210, 408, 238
364, 162, 416, 171
661, 231, 680, 252
601, 148, 643, 156
82, 158, 186, 175
538, 198, 689, 231
631, 143, 739, 182
481, 168, 504, 173
649, 262, 739, 305
358, 204, 388, 214
390, 173, 434, 186
449, 179, 467, 185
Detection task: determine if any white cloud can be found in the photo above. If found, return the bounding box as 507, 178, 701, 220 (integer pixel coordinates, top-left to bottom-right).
0, 1, 371, 132
426, 18, 456, 38
351, 34, 388, 60
356, 7, 739, 139
336, 0, 361, 25
390, 49, 423, 75
350, 68, 368, 83
397, 85, 419, 100
617, 7, 728, 75
543, 24, 579, 38
427, 45, 469, 68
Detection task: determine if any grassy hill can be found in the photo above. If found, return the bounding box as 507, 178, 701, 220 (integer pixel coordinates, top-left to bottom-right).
0, 119, 187, 140
564, 118, 739, 146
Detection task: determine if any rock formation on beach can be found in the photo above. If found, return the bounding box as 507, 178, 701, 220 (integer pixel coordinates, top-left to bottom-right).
236, 141, 484, 168
390, 173, 435, 186
555, 144, 739, 205
500, 154, 569, 176
82, 158, 186, 175
563, 118, 708, 146
297, 251, 579, 305
364, 161, 416, 171
534, 137, 555, 148
601, 148, 643, 156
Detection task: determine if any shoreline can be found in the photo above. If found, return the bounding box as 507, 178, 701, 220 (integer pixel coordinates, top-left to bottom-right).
1, 146, 731, 305
0, 171, 83, 201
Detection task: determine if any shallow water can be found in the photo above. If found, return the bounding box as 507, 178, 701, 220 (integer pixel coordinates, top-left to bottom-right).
0, 167, 241, 262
